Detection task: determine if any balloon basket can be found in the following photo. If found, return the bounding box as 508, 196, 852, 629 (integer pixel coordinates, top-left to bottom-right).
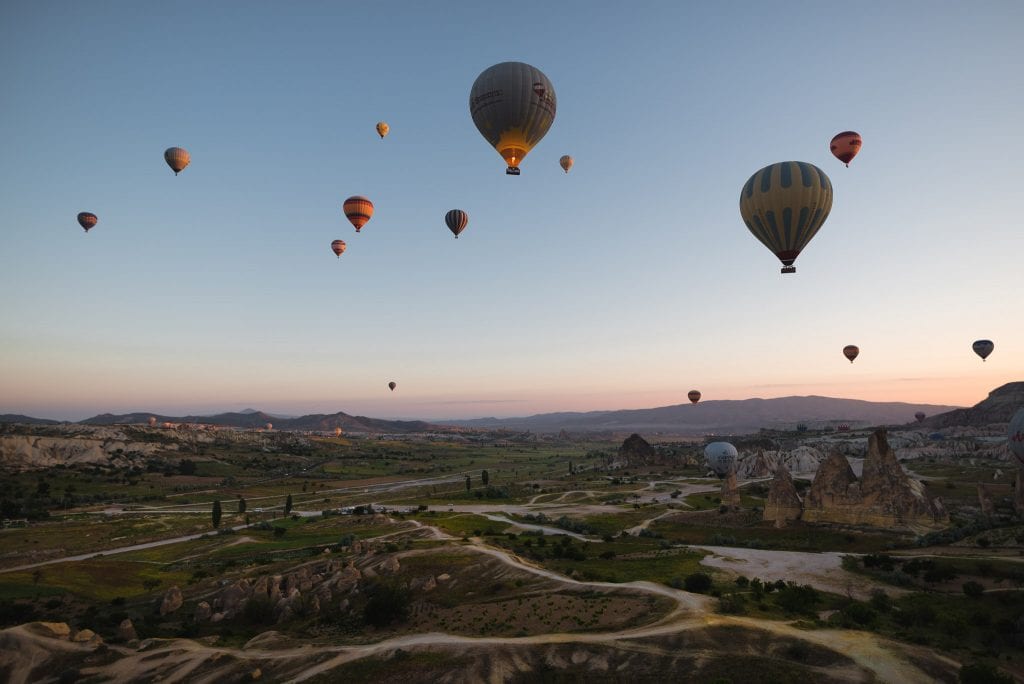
781, 266, 796, 274
506, 167, 520, 176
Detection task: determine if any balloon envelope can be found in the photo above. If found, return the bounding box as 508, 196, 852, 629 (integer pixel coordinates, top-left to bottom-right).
376, 121, 389, 139
704, 442, 738, 478
334, 427, 343, 437
164, 147, 190, 175
445, 209, 469, 238
1008, 408, 1024, 467
915, 412, 926, 423
148, 416, 157, 427
972, 339, 994, 361
559, 155, 573, 173
265, 423, 272, 431
739, 161, 833, 274
688, 390, 701, 404
830, 131, 862, 166
344, 196, 374, 232
77, 212, 98, 232
331, 239, 347, 257
843, 345, 860, 363
388, 381, 397, 391
470, 62, 556, 175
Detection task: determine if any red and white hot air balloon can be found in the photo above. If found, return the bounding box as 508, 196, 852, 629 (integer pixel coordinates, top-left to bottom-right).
829, 131, 862, 167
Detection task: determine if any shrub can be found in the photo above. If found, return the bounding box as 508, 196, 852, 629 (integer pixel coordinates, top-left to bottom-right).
683, 572, 713, 593
363, 583, 410, 628
962, 581, 985, 598
959, 662, 1014, 684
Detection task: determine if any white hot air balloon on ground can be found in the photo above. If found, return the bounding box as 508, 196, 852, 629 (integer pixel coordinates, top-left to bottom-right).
704, 442, 738, 478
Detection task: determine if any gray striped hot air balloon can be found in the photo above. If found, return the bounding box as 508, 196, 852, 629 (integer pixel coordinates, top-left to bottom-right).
470, 62, 556, 175
445, 210, 468, 238
164, 147, 191, 175
739, 161, 833, 274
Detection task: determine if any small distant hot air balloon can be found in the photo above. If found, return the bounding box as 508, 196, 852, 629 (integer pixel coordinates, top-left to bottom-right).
739, 162, 833, 274
376, 121, 389, 139
77, 212, 98, 233
445, 209, 468, 238
344, 196, 374, 233
164, 147, 191, 175
688, 390, 701, 404
331, 240, 347, 258
830, 131, 862, 167
334, 427, 343, 438
704, 442, 737, 478
1008, 408, 1024, 467
265, 422, 273, 431
972, 339, 994, 361
388, 381, 397, 392
843, 345, 860, 363
148, 416, 157, 427
559, 155, 574, 173
470, 62, 556, 175
915, 412, 926, 423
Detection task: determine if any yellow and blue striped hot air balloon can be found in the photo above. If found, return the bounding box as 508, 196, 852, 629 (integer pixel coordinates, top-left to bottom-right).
739, 161, 833, 274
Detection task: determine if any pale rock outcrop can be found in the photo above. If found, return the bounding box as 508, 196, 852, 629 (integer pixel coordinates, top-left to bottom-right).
803, 452, 858, 513
27, 622, 70, 639
380, 556, 400, 575
72, 628, 102, 645
763, 466, 802, 527
117, 618, 137, 642
194, 601, 212, 622
0, 434, 168, 471
720, 469, 740, 507
160, 586, 183, 615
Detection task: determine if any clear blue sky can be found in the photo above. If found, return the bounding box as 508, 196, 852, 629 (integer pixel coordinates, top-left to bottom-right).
1, 1, 1021, 421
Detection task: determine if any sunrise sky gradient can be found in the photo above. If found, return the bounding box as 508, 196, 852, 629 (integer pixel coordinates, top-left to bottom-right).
1, 2, 1021, 421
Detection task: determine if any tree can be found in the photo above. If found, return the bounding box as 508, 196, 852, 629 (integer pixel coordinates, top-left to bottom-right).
683, 572, 713, 593
465, 475, 471, 492
238, 497, 247, 514
481, 470, 489, 486
284, 494, 293, 515
212, 500, 222, 529
178, 459, 197, 476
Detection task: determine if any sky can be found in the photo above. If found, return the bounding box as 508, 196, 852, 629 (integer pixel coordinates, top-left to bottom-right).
1, 1, 1021, 421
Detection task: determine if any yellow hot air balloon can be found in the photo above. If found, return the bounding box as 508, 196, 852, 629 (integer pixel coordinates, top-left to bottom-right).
739, 161, 833, 274
376, 121, 389, 139
470, 62, 556, 175
164, 147, 191, 175
559, 155, 573, 173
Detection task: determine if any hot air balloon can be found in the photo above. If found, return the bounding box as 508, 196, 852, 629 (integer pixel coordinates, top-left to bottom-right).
559, 155, 574, 173
77, 212, 98, 233
739, 162, 833, 274
915, 412, 926, 423
830, 131, 862, 167
148, 416, 157, 427
704, 442, 738, 478
843, 345, 860, 363
388, 381, 397, 392
164, 147, 190, 175
470, 62, 556, 175
265, 422, 273, 431
972, 339, 994, 361
688, 390, 701, 404
376, 121, 389, 139
445, 210, 468, 238
343, 196, 373, 233
331, 240, 347, 258
1008, 408, 1024, 467
334, 427, 343, 438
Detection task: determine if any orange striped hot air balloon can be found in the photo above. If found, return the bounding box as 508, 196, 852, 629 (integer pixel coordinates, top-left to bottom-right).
843, 345, 859, 363
688, 390, 701, 404
559, 155, 574, 173
77, 212, 98, 233
331, 240, 346, 258
343, 196, 373, 233
829, 131, 862, 167
164, 147, 191, 175
445, 209, 468, 238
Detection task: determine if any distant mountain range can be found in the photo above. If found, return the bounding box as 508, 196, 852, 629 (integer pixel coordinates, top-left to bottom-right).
1, 385, 1018, 435
443, 396, 966, 435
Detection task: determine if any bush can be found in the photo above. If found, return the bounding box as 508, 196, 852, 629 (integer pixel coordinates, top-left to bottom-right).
962, 581, 985, 598
775, 584, 820, 615
959, 662, 1014, 684
683, 572, 713, 593
363, 583, 411, 628
839, 601, 878, 627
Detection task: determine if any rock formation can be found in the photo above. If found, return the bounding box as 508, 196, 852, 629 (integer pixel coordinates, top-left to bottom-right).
763, 466, 802, 527
614, 434, 656, 467
925, 382, 1024, 428
978, 485, 995, 516
720, 469, 740, 507
160, 586, 183, 615
794, 430, 947, 530
117, 618, 137, 642
1017, 470, 1024, 517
